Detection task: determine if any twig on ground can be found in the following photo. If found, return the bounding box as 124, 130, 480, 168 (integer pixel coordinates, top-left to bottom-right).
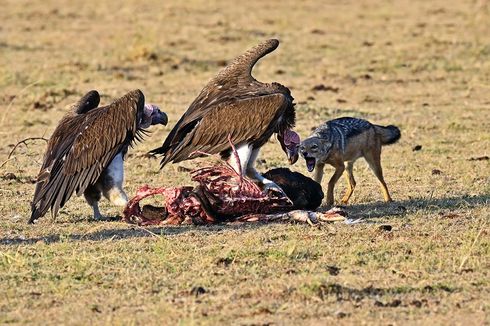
458, 220, 487, 272
0, 158, 16, 170
134, 225, 161, 238
8, 137, 48, 159
1, 80, 42, 124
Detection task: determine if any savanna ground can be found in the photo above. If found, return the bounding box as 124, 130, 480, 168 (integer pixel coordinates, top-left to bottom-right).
1, 0, 489, 324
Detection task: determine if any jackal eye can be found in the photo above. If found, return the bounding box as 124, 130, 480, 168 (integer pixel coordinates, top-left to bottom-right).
311, 144, 318, 150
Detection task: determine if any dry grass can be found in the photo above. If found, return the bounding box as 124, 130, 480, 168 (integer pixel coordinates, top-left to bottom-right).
1, 0, 489, 324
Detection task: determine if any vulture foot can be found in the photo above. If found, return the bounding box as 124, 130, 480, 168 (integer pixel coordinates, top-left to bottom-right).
88, 202, 105, 221
262, 180, 287, 198
92, 211, 106, 221
88, 202, 114, 222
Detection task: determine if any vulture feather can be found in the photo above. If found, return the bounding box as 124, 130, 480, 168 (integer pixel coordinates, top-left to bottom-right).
151, 39, 300, 193
29, 89, 167, 223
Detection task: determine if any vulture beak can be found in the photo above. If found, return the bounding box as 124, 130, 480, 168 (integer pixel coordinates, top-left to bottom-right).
144, 104, 168, 126
286, 146, 299, 165
152, 108, 168, 126
278, 129, 300, 165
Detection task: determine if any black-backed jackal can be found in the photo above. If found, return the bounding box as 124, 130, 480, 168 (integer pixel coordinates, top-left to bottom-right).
299, 117, 400, 206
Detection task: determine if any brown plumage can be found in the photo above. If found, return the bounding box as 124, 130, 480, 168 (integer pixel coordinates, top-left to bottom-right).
151, 39, 299, 193
30, 89, 167, 223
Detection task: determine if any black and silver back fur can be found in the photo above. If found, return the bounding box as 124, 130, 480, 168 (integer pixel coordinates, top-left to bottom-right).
312, 117, 373, 152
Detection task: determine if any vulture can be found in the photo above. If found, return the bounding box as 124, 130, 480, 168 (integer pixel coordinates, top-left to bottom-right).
150, 39, 300, 193
29, 89, 167, 223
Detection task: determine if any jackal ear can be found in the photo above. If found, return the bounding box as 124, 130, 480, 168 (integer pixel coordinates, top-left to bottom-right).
318, 139, 332, 153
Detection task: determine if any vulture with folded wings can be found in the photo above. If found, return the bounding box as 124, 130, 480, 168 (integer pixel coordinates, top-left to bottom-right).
29, 89, 167, 223
150, 39, 300, 193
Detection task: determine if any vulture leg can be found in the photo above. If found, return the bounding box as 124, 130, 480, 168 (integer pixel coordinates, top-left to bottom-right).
237, 144, 286, 196
100, 153, 128, 207
228, 143, 252, 176
84, 185, 104, 220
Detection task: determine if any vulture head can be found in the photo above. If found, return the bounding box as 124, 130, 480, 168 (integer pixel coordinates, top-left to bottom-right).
140, 104, 168, 128
278, 129, 300, 164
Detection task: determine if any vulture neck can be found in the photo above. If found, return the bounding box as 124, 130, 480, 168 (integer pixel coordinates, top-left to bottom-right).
215, 39, 279, 85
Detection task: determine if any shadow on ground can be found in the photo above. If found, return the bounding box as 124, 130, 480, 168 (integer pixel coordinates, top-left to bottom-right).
1, 194, 488, 246
0, 222, 266, 246
345, 193, 489, 219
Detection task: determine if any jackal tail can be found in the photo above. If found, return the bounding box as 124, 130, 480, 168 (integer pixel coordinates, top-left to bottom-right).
374, 125, 401, 145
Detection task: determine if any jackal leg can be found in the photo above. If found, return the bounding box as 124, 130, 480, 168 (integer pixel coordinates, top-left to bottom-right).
313, 162, 325, 184
341, 161, 356, 204
364, 147, 392, 202
326, 162, 345, 206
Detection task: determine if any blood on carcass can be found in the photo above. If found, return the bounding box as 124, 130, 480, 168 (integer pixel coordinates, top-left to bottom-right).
123, 162, 293, 226
123, 139, 343, 226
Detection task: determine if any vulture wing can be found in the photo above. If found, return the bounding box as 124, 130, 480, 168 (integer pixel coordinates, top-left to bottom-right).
151, 39, 292, 166
168, 93, 292, 163
30, 89, 146, 223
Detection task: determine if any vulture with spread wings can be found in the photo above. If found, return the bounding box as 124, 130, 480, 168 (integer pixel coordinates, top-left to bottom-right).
29, 89, 167, 223
150, 39, 300, 193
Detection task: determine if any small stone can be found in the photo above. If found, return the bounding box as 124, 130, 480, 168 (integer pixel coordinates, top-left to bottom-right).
216, 257, 233, 267
378, 224, 392, 232
91, 305, 102, 313
177, 166, 192, 172
3, 172, 17, 180
311, 29, 326, 35
325, 265, 340, 276
190, 286, 207, 297
311, 84, 339, 92
10, 214, 22, 221
147, 52, 158, 61
335, 311, 348, 318
468, 156, 489, 161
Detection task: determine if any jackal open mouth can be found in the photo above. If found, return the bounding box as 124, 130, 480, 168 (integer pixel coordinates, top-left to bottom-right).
305, 157, 316, 172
